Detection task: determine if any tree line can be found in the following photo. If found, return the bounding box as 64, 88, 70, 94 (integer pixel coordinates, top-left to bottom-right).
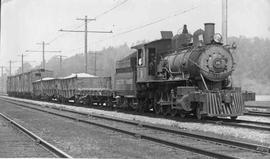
14, 37, 270, 95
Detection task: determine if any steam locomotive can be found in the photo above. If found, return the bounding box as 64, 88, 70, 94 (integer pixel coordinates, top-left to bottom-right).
7, 23, 254, 120
114, 23, 246, 119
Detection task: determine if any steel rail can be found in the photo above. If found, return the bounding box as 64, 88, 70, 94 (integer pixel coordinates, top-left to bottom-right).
62, 107, 270, 153
4, 96, 270, 132
245, 111, 270, 117
1, 97, 270, 155
0, 98, 243, 158
220, 118, 270, 127
204, 119, 270, 131
0, 112, 72, 158
4, 96, 270, 130
245, 105, 270, 109
209, 120, 270, 131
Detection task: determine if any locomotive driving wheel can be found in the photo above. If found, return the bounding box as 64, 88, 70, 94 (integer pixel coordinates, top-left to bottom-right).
196, 107, 202, 120
170, 109, 178, 117
154, 92, 162, 115
154, 103, 162, 115
137, 98, 149, 113
195, 103, 204, 120
162, 106, 171, 116
179, 111, 186, 118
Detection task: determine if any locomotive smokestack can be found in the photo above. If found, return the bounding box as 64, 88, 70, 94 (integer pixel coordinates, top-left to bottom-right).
204, 23, 215, 44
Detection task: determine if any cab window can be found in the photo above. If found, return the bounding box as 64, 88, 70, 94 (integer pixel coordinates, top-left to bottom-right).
148, 48, 156, 75
138, 49, 143, 66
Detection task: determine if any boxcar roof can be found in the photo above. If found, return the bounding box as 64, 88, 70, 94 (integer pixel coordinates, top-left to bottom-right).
8, 68, 53, 78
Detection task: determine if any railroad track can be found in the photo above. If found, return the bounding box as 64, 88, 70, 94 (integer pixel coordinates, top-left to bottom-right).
205, 118, 270, 132
245, 105, 270, 117
245, 105, 270, 110
0, 112, 72, 158
1, 97, 270, 159
245, 111, 270, 117
3, 95, 270, 132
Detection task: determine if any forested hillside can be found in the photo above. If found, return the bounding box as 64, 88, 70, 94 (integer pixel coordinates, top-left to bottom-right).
229, 37, 270, 94
45, 44, 133, 77
25, 37, 270, 94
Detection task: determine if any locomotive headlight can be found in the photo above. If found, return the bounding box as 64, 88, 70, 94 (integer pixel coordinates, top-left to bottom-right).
213, 33, 222, 43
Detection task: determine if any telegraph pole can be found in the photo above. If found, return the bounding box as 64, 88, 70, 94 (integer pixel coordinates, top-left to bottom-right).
9, 60, 11, 76
18, 54, 27, 73
1, 66, 4, 92
57, 55, 67, 76
59, 15, 112, 73
26, 42, 61, 70
9, 60, 18, 76
94, 52, 96, 75
37, 41, 49, 69
22, 54, 24, 73
90, 52, 103, 76
222, 0, 228, 45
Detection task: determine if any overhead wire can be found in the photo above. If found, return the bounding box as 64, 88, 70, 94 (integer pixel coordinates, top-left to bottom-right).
47, 23, 85, 44
47, 0, 129, 45
94, 4, 200, 44
94, 0, 129, 19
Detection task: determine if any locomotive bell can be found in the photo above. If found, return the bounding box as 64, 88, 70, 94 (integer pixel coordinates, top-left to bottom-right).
204, 23, 215, 44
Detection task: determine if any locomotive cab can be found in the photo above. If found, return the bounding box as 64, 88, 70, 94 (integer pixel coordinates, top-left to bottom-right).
132, 33, 172, 82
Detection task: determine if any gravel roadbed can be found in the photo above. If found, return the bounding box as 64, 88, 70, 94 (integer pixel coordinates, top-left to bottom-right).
0, 100, 208, 158
3, 96, 270, 146
46, 107, 269, 158
0, 113, 54, 158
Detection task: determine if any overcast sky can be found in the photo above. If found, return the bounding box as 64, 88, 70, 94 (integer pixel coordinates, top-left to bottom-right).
1, 0, 270, 72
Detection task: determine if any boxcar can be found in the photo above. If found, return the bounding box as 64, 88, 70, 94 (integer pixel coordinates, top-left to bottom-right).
7, 69, 54, 98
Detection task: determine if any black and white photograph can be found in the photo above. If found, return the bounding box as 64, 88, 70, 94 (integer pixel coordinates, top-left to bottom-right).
0, 0, 270, 158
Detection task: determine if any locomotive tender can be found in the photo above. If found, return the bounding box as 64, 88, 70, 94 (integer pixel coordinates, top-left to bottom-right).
6, 23, 254, 120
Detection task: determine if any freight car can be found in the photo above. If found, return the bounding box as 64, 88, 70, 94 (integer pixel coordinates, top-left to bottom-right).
32, 77, 58, 100
7, 69, 53, 98
32, 73, 113, 106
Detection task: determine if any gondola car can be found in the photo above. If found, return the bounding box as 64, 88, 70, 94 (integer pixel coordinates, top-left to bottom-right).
33, 73, 113, 106
32, 77, 57, 100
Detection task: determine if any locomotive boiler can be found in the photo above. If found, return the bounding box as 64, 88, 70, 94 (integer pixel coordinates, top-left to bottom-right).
155, 23, 241, 119
164, 24, 234, 88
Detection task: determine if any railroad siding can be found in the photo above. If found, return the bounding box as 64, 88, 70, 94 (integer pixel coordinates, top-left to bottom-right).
0, 116, 54, 158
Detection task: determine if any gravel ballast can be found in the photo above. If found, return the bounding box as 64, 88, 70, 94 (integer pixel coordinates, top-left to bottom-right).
3, 96, 270, 146
0, 114, 54, 158
0, 99, 207, 158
